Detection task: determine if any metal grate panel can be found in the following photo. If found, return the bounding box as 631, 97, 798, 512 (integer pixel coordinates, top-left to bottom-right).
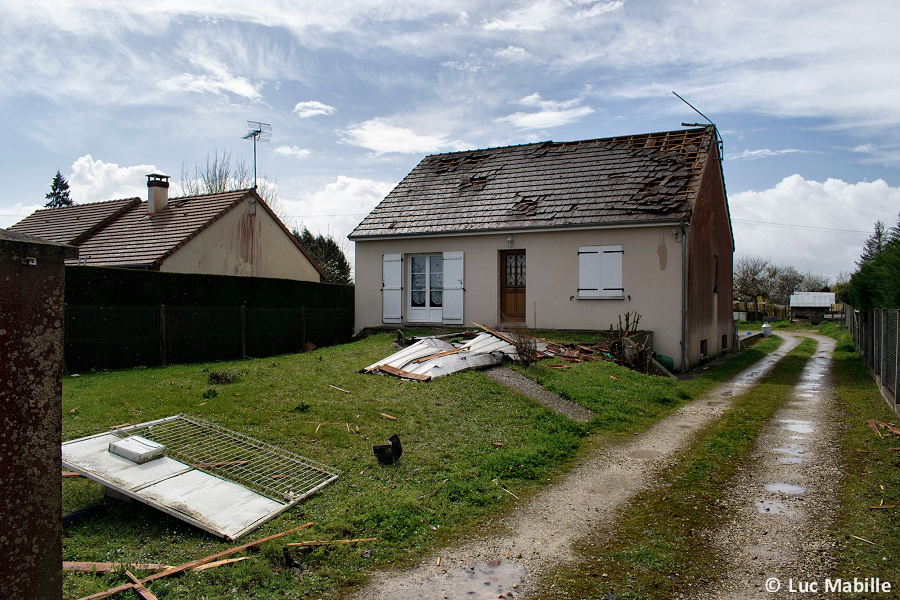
112, 415, 340, 505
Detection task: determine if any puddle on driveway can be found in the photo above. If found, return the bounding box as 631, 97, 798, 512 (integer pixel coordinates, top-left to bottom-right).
780, 420, 814, 434
765, 483, 806, 494
400, 561, 526, 600
758, 500, 793, 515
773, 447, 804, 457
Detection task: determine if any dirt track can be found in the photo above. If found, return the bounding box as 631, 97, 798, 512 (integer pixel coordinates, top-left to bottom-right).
353, 335, 810, 600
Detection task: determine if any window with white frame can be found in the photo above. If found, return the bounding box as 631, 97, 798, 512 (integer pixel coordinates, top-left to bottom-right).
381, 252, 464, 325
578, 245, 624, 298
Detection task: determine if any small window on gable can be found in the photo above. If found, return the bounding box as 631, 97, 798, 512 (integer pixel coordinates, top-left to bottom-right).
578, 245, 623, 299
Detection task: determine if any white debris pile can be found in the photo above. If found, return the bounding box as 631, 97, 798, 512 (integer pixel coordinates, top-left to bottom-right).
363, 325, 549, 381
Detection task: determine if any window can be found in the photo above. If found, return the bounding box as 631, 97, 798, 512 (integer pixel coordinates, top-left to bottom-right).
578, 245, 623, 299
383, 252, 463, 325
700, 339, 708, 359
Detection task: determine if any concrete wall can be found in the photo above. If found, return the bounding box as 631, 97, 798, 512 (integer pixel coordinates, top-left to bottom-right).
354, 224, 685, 365
0, 231, 76, 600
161, 198, 321, 281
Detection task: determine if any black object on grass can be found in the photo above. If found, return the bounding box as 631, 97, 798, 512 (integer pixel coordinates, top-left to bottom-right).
373, 434, 403, 465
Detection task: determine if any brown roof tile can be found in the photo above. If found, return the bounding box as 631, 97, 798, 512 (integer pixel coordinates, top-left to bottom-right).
8, 197, 140, 244
350, 127, 715, 239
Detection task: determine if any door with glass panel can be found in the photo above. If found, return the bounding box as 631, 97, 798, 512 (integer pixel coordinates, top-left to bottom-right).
408, 255, 443, 322
500, 250, 526, 322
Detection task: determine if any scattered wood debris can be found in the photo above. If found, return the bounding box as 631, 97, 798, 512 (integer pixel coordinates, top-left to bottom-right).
63, 562, 172, 573
284, 537, 377, 548
190, 556, 251, 572
125, 571, 158, 600
62, 471, 82, 477
851, 534, 876, 545
380, 413, 398, 421
75, 523, 314, 600
328, 384, 351, 394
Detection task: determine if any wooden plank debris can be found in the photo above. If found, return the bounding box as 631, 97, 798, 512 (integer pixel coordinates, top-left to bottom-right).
76, 523, 314, 600
62, 471, 83, 477
63, 562, 172, 573
328, 384, 351, 394
851, 534, 876, 545
471, 322, 518, 346
375, 364, 431, 381
190, 557, 251, 572
380, 413, 398, 420
125, 571, 158, 600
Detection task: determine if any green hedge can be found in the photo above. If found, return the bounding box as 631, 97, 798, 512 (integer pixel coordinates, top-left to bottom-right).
64, 266, 353, 308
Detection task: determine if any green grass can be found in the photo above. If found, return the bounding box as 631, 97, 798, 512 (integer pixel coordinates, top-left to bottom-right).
819, 324, 900, 595
62, 333, 587, 599
539, 336, 817, 599
61, 330, 783, 599
511, 336, 783, 436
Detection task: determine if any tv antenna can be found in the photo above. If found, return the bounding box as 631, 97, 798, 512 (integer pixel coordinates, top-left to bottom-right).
242, 121, 271, 189
668, 91, 723, 159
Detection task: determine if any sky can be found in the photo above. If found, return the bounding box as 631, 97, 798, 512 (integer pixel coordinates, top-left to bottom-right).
1, 0, 899, 281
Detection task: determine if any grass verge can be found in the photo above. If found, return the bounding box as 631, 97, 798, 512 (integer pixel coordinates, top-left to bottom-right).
539, 336, 817, 599
62, 333, 586, 599
821, 324, 900, 595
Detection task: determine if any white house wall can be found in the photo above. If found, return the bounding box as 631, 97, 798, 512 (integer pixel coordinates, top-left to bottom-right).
354, 225, 685, 367
160, 199, 320, 282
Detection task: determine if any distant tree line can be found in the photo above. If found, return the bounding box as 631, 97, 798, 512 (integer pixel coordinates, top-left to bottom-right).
847, 213, 900, 309
733, 256, 834, 305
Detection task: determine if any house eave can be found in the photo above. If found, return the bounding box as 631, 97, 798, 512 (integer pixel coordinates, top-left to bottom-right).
349, 218, 690, 242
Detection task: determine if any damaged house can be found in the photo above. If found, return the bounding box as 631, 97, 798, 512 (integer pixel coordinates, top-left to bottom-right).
349, 126, 734, 372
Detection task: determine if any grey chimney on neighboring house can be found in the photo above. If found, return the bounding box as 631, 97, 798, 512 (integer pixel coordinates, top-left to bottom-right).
147, 174, 170, 214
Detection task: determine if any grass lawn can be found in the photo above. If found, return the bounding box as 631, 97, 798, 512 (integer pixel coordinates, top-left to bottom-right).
62, 330, 775, 599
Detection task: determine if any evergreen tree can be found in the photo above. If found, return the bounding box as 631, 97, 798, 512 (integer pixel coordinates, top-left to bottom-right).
889, 212, 900, 247
292, 226, 352, 284
857, 220, 887, 268
44, 169, 74, 208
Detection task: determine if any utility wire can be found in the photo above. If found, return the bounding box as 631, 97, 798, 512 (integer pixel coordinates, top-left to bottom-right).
732, 218, 870, 235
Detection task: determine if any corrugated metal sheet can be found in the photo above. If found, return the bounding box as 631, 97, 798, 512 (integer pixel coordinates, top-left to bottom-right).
789, 292, 836, 308
365, 332, 542, 379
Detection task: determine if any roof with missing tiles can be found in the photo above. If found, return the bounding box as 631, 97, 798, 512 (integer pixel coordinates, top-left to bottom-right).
350, 126, 718, 239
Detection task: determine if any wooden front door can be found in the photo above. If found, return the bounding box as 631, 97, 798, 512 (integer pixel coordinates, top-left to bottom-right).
500, 250, 526, 322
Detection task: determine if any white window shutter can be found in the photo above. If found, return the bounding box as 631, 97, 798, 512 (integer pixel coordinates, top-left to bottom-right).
442, 251, 464, 325
601, 245, 624, 297
578, 246, 601, 298
382, 254, 403, 324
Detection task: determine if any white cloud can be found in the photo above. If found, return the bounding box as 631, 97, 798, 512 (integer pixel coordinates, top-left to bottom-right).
341, 118, 467, 154
498, 93, 594, 130
293, 101, 336, 118
281, 175, 396, 277
0, 202, 46, 229
494, 45, 531, 62
273, 145, 312, 159
68, 155, 161, 203
730, 175, 900, 278
726, 148, 815, 160
853, 144, 876, 154
157, 56, 260, 100
483, 2, 556, 31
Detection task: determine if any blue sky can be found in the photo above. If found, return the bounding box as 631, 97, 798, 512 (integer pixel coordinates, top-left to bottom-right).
2, 0, 898, 280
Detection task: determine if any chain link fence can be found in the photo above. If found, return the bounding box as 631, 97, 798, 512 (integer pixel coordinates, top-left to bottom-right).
846, 306, 899, 404
64, 304, 353, 372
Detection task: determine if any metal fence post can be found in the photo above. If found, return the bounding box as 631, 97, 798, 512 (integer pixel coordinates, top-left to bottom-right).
301, 306, 307, 351
241, 305, 247, 358
160, 304, 167, 367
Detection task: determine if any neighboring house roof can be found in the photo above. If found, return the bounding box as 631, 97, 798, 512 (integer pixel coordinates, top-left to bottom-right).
789, 292, 836, 308
350, 126, 719, 239
9, 189, 326, 279
8, 197, 140, 245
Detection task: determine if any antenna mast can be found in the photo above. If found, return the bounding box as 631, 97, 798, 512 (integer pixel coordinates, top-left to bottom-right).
242, 121, 272, 189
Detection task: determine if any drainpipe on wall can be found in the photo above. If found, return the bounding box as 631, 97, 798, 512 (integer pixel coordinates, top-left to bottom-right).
680, 220, 688, 374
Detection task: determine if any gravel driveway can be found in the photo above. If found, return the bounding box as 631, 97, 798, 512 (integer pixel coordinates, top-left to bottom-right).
353, 335, 804, 600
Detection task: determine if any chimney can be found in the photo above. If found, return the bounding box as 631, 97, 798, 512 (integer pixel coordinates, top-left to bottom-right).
147, 174, 170, 214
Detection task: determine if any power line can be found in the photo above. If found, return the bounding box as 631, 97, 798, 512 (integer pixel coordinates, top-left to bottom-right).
732, 219, 871, 235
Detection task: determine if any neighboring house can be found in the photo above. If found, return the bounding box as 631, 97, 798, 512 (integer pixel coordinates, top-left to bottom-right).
789, 292, 836, 324
9, 174, 324, 282
349, 126, 734, 372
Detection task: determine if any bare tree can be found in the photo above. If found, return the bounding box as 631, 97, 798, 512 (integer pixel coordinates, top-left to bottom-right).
181, 149, 290, 226
733, 255, 772, 301
769, 264, 802, 305
799, 272, 831, 292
